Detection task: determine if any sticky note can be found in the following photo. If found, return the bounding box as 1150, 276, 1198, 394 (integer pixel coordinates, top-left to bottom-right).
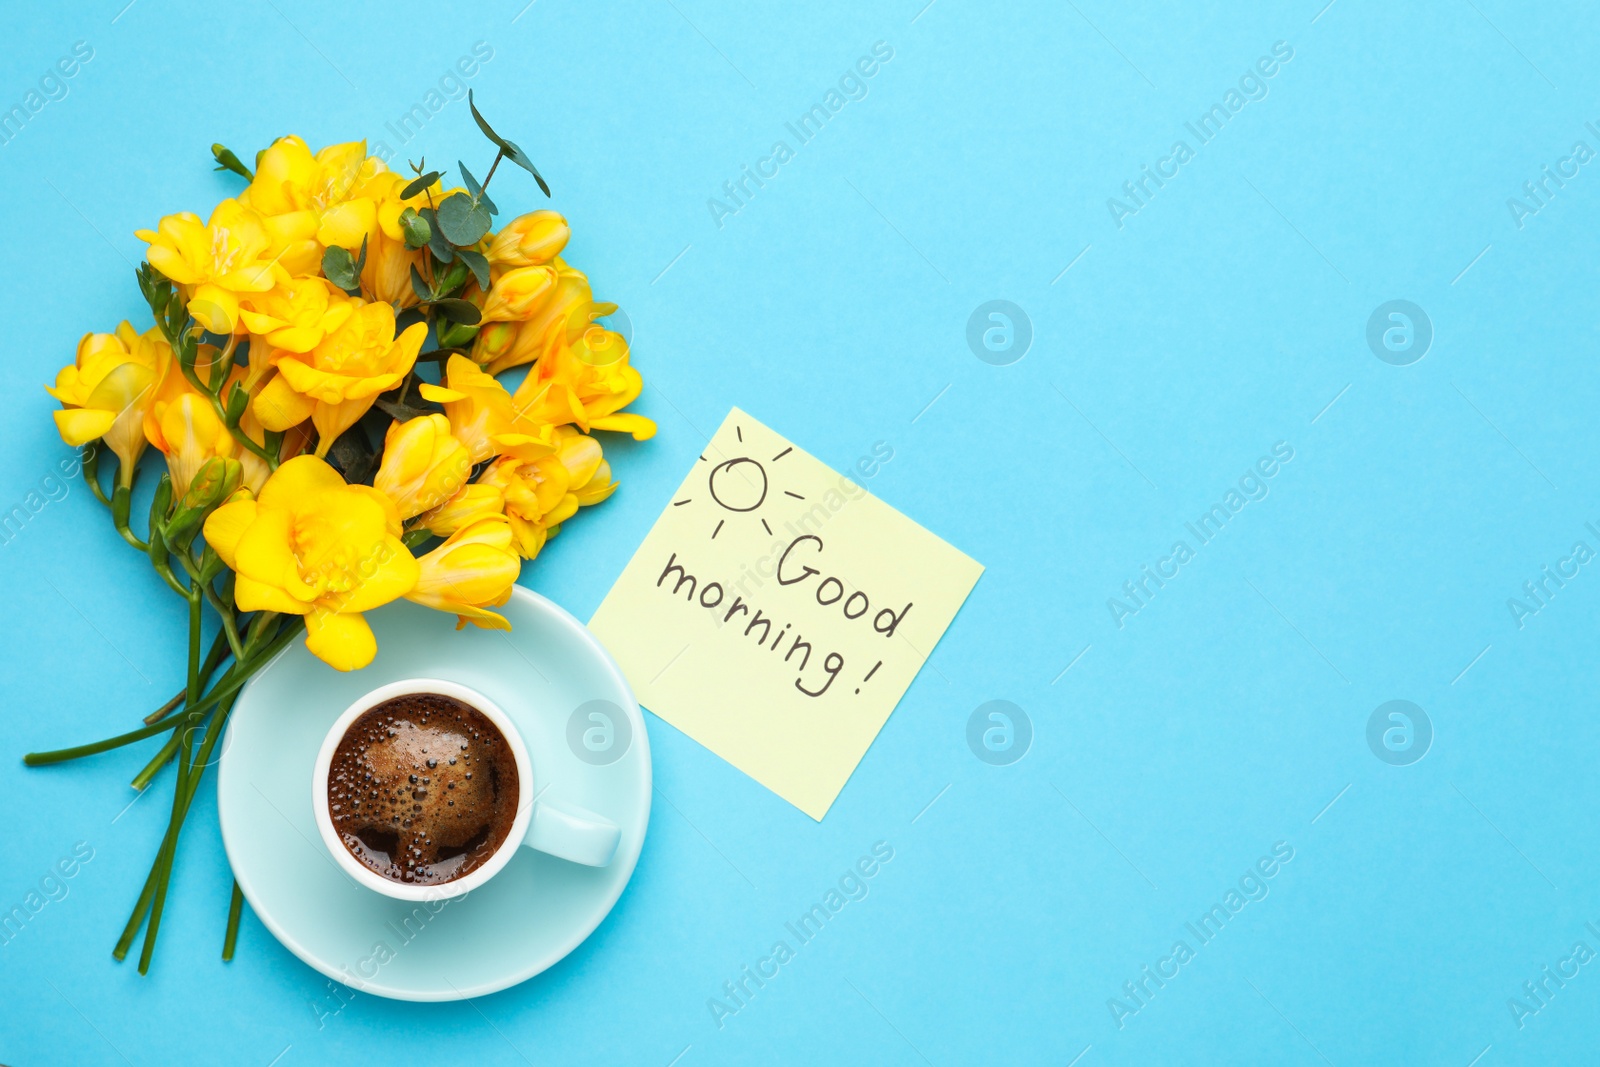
589, 408, 983, 819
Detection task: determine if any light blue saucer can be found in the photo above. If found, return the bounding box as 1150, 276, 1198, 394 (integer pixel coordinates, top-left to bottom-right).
216, 587, 651, 1002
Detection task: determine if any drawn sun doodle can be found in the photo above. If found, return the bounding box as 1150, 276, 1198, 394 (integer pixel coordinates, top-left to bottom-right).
671, 422, 807, 540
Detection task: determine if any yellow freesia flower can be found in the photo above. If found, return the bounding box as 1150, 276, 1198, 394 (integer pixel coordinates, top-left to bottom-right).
202, 455, 419, 671
253, 300, 426, 454
241, 136, 386, 258
486, 211, 569, 270
510, 325, 656, 440
150, 393, 236, 499
372, 414, 471, 521
472, 262, 599, 375
356, 171, 438, 307
481, 428, 616, 559
238, 276, 354, 361
406, 514, 520, 631
145, 362, 283, 496
417, 354, 549, 463
135, 200, 286, 333
417, 482, 505, 538
46, 322, 171, 484
479, 264, 557, 323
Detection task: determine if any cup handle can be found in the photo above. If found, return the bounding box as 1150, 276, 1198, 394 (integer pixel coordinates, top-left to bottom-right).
523, 797, 621, 867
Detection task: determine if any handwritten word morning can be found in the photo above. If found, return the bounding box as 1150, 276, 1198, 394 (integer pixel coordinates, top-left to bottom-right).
656, 534, 910, 698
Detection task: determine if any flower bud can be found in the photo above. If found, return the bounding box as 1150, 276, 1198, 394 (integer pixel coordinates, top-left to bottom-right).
486, 211, 569, 268
480, 265, 557, 323
472, 321, 520, 367
181, 456, 244, 513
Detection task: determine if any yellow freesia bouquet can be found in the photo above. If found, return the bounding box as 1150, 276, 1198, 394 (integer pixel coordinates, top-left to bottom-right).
29, 97, 653, 971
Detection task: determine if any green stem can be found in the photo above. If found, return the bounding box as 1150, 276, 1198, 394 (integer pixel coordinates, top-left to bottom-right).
26, 621, 297, 767
136, 723, 192, 973
222, 881, 244, 961
81, 447, 112, 509
25, 713, 187, 766
138, 681, 245, 973
110, 615, 302, 970
113, 863, 160, 961
480, 147, 505, 192
177, 338, 277, 470
112, 484, 148, 552
143, 631, 230, 725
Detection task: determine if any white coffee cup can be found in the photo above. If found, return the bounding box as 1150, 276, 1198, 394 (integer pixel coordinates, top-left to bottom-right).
312, 678, 621, 901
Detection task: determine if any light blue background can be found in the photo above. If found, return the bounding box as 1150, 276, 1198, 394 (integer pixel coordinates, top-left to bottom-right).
1, 0, 1594, 1063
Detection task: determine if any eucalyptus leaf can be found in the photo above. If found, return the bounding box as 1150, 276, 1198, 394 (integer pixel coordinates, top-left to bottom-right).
421, 207, 454, 263
409, 264, 434, 303
431, 298, 482, 325
401, 170, 442, 200
322, 241, 364, 294
501, 143, 551, 197
468, 90, 551, 197
458, 162, 498, 215
455, 248, 491, 291
399, 206, 431, 249
326, 424, 378, 486
436, 192, 492, 246
374, 397, 440, 422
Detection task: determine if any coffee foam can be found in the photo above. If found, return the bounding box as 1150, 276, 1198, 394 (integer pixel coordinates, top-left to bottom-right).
327, 693, 520, 885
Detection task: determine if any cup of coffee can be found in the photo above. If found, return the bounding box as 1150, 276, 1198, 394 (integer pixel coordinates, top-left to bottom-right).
312, 678, 621, 900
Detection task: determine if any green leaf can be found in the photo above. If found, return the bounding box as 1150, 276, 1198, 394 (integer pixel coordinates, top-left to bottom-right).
374, 397, 440, 422
211, 143, 254, 181
455, 248, 491, 291
420, 207, 454, 263
326, 424, 378, 486
431, 298, 482, 325
469, 90, 551, 197
458, 163, 498, 216
399, 206, 431, 249
409, 264, 434, 303
401, 170, 442, 199
322, 238, 366, 294
501, 143, 550, 197
435, 192, 493, 246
